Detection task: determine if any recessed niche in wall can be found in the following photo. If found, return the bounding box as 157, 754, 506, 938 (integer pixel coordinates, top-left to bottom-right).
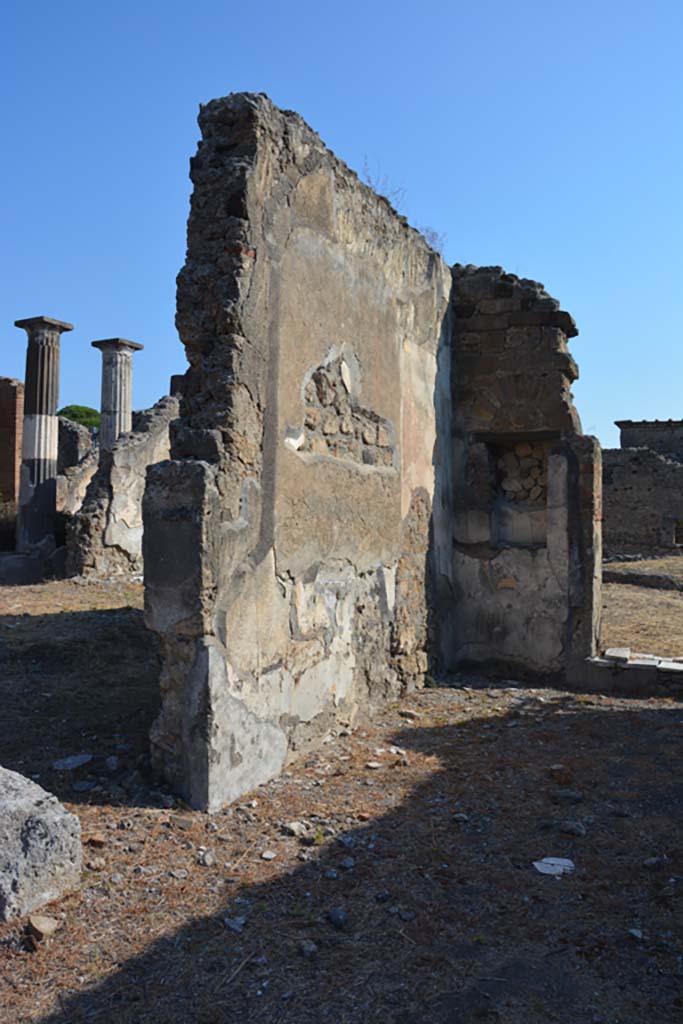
490, 439, 552, 548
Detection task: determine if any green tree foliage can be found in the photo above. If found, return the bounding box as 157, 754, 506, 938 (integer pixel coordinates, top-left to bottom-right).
57, 404, 101, 429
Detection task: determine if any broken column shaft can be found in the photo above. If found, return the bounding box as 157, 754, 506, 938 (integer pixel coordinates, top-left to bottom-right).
92, 338, 143, 451
15, 316, 73, 552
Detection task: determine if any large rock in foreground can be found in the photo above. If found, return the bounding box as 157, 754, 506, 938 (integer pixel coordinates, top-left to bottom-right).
0, 767, 82, 921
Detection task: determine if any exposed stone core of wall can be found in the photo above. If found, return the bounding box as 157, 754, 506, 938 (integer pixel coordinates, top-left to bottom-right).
143, 92, 452, 811
603, 447, 683, 554
67, 395, 178, 576
0, 377, 24, 505
445, 265, 602, 679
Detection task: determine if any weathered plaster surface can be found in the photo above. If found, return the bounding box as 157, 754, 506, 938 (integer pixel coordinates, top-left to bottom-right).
143, 92, 451, 810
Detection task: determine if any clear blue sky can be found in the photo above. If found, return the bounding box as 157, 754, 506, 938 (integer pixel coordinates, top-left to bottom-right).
3, 0, 682, 446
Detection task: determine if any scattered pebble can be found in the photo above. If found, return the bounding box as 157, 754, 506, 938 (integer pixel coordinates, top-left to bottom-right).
328, 907, 348, 929
553, 789, 584, 804
560, 819, 587, 837
198, 849, 215, 867
339, 856, 355, 871
72, 779, 95, 792
324, 869, 339, 880
170, 814, 194, 831
299, 939, 318, 959
52, 754, 92, 771
283, 821, 308, 837
365, 761, 382, 770
261, 850, 277, 861
28, 915, 60, 941
224, 915, 247, 933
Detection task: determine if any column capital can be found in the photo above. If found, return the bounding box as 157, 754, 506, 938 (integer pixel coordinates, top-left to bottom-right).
15, 316, 74, 335
92, 337, 144, 354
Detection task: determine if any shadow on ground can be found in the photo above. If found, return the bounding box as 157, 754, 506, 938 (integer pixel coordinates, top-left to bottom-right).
0, 606, 162, 807
22, 695, 683, 1023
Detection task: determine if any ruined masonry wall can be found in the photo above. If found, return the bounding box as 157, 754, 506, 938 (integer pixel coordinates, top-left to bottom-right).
67, 395, 179, 576
603, 447, 683, 554
617, 420, 683, 460
446, 265, 602, 679
143, 92, 452, 811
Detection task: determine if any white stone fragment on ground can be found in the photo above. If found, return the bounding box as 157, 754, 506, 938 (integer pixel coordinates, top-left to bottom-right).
657, 660, 683, 673
532, 857, 575, 877
0, 767, 82, 921
603, 648, 631, 662
28, 914, 61, 941
283, 820, 308, 837
261, 850, 276, 861
365, 761, 382, 770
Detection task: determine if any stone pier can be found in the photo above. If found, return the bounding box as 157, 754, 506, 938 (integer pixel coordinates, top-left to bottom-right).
92, 338, 143, 452
15, 316, 73, 552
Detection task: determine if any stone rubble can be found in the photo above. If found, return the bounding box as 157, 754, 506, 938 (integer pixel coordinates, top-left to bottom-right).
0, 767, 82, 922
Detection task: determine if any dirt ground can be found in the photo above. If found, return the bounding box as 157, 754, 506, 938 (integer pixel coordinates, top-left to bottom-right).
601, 580, 683, 657
1, 579, 683, 1024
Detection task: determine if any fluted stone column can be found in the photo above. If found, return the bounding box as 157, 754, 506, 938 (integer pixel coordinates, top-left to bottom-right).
92, 338, 143, 452
15, 316, 73, 552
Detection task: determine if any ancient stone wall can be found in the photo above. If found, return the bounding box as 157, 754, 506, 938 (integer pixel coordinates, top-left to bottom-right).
603, 447, 683, 554
616, 419, 683, 459
67, 395, 178, 576
0, 377, 24, 505
445, 265, 602, 679
57, 417, 93, 474
56, 417, 98, 516
143, 93, 452, 810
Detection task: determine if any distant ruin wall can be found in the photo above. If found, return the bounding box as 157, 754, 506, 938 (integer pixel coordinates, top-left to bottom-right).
143, 93, 452, 810
445, 265, 602, 679
603, 447, 683, 554
67, 395, 178, 576
616, 420, 683, 460
0, 378, 24, 505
